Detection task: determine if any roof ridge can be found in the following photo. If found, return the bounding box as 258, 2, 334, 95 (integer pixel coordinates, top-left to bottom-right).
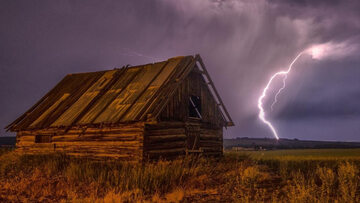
64, 55, 192, 76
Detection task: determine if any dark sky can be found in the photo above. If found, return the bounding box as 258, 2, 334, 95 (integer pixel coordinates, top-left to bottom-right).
1, 0, 359, 141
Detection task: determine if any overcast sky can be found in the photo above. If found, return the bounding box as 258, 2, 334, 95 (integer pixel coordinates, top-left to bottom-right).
1, 0, 359, 141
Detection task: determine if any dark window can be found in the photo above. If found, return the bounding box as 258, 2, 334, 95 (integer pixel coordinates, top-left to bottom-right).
189, 95, 202, 118
35, 135, 51, 143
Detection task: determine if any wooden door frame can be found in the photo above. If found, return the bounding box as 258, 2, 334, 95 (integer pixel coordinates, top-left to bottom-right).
185, 122, 202, 154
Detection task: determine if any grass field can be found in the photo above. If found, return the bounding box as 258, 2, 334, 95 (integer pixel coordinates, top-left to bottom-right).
0, 148, 359, 202
246, 148, 360, 160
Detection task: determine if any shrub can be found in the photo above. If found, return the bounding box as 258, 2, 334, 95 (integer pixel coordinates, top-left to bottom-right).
338, 162, 360, 202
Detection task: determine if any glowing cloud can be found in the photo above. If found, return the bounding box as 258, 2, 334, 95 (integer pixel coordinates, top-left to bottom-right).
307, 41, 359, 60
258, 40, 358, 139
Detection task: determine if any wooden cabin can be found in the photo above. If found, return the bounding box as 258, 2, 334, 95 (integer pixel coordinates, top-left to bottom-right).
6, 54, 233, 161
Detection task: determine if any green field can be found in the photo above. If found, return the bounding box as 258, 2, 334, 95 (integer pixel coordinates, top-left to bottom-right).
238, 148, 360, 160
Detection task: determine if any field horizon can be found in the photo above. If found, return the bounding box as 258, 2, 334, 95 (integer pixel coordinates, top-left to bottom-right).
3, 136, 360, 149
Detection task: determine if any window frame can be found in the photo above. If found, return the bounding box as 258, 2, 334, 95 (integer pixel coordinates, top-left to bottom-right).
189, 95, 202, 119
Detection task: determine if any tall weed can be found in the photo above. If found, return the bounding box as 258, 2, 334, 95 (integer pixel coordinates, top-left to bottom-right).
338, 162, 360, 202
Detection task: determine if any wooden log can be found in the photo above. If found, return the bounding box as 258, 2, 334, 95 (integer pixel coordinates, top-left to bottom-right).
17, 136, 35, 142
146, 148, 186, 159
83, 128, 144, 134
20, 124, 145, 135
53, 137, 138, 142
52, 134, 139, 142
17, 143, 55, 148
147, 141, 185, 150
148, 134, 186, 143
97, 133, 141, 137
147, 128, 185, 136
16, 149, 54, 154
200, 128, 221, 134
145, 122, 185, 130
66, 153, 142, 160
200, 142, 222, 148
51, 134, 78, 140
199, 139, 222, 144
17, 141, 40, 147
147, 152, 185, 160
55, 147, 141, 154
54, 141, 141, 147
147, 148, 185, 154
21, 129, 56, 135
201, 146, 223, 152
200, 134, 221, 141
202, 152, 222, 156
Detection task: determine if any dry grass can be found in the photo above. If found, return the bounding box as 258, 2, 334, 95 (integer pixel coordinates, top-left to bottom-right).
0, 149, 359, 202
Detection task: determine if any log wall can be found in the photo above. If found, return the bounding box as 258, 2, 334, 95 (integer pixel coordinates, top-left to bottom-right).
198, 123, 223, 156
144, 121, 223, 160
144, 122, 186, 159
15, 121, 222, 160
16, 123, 145, 161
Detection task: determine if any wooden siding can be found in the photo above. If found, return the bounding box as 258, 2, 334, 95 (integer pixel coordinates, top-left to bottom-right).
199, 124, 223, 156
144, 122, 223, 160
159, 68, 225, 127
16, 123, 145, 161
144, 122, 186, 159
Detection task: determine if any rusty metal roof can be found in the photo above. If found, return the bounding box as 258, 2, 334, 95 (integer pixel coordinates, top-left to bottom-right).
6, 55, 233, 131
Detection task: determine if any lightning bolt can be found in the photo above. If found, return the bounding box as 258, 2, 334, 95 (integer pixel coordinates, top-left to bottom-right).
258, 52, 304, 140
270, 75, 287, 111
257, 41, 351, 139
271, 52, 304, 111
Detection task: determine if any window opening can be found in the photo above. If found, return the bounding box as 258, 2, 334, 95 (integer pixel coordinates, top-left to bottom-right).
189, 95, 202, 118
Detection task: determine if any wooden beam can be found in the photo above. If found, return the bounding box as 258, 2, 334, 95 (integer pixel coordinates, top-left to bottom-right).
195, 54, 234, 126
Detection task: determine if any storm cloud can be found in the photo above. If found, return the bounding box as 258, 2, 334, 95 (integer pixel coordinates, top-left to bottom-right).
1, 0, 359, 141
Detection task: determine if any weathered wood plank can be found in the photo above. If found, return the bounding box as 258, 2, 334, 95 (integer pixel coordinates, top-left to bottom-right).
53, 137, 138, 142
55, 146, 141, 153
146, 122, 185, 130
17, 136, 35, 142
66, 153, 142, 160
17, 143, 55, 149
54, 141, 141, 147
200, 134, 221, 140
200, 146, 223, 152
148, 134, 186, 143
147, 141, 185, 150
147, 148, 185, 154
147, 128, 185, 136
200, 128, 221, 134
52, 133, 140, 142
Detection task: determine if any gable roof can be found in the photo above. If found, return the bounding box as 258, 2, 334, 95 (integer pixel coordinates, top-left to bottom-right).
6, 55, 233, 131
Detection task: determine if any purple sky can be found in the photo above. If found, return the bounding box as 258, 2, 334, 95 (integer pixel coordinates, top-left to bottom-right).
1, 0, 359, 141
